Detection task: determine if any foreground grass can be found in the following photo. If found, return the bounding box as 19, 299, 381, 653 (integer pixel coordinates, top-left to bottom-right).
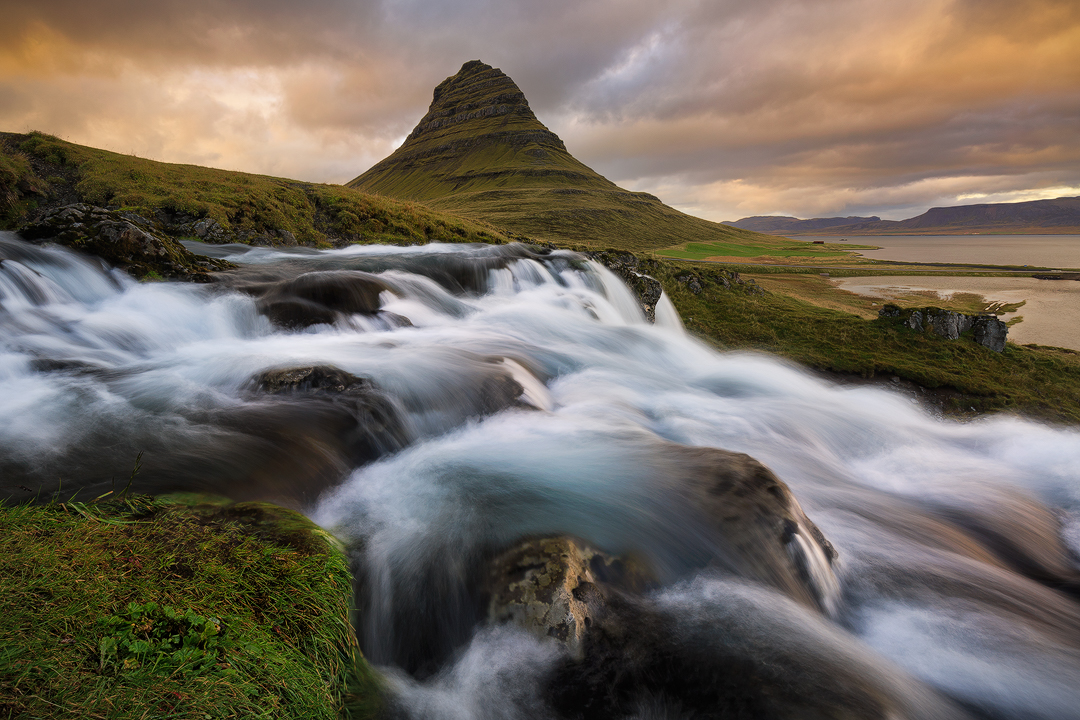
0, 131, 511, 248
0, 495, 381, 720
652, 260, 1080, 424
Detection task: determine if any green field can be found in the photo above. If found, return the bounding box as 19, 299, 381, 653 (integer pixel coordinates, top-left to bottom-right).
658, 240, 856, 261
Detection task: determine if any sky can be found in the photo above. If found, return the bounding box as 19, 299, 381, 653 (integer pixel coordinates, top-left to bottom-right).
1, 0, 1078, 222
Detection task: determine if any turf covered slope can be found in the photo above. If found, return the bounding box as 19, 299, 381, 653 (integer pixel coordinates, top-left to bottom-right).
349, 60, 764, 252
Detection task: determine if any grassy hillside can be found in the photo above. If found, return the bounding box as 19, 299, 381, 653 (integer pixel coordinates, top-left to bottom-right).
0, 131, 512, 248
348, 61, 772, 253
0, 495, 381, 719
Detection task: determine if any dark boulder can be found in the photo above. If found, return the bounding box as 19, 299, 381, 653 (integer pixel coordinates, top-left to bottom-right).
18, 203, 234, 281
254, 364, 377, 395
666, 445, 839, 613
546, 583, 965, 720
239, 270, 393, 329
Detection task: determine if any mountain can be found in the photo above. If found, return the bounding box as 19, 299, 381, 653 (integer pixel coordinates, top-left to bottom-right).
729, 197, 1080, 236
725, 216, 880, 233
348, 60, 766, 252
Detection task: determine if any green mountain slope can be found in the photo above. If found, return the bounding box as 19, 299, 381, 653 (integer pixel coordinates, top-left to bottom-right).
349, 61, 766, 252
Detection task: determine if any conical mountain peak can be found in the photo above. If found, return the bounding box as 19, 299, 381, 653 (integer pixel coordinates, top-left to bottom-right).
349, 61, 761, 252
348, 61, 615, 201
403, 61, 559, 150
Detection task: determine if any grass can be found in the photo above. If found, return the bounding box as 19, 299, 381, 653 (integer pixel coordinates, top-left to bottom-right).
745, 273, 1026, 320
0, 132, 512, 248
658, 240, 861, 262
0, 494, 382, 720
651, 259, 1080, 424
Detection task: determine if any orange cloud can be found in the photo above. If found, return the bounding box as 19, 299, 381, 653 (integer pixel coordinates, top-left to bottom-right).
0, 0, 1077, 219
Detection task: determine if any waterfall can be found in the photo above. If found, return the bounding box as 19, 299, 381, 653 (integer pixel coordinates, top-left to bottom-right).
4, 231, 1080, 719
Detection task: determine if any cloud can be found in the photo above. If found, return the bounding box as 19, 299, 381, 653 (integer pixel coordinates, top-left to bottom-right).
0, 0, 1077, 218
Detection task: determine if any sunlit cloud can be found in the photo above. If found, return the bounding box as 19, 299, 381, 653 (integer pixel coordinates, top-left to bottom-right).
0, 0, 1077, 218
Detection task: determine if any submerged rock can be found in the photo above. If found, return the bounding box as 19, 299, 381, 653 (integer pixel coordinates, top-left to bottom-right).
254, 365, 376, 395
232, 269, 394, 329
229, 365, 410, 504
18, 203, 234, 281
671, 445, 840, 614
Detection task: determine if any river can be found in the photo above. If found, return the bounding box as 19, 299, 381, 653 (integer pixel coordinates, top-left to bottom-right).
3, 232, 1080, 719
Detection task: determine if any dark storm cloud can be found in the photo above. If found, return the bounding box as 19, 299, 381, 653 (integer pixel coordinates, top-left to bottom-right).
0, 0, 1077, 219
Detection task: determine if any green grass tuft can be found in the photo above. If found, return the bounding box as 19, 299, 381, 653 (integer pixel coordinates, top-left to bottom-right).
0, 495, 382, 720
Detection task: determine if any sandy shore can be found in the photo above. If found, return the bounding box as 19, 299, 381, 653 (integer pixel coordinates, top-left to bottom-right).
833, 276, 1080, 351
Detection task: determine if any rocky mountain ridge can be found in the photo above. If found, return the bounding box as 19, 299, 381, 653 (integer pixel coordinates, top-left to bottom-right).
728, 196, 1080, 235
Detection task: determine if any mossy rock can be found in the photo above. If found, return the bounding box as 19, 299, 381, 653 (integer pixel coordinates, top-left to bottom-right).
18, 203, 235, 281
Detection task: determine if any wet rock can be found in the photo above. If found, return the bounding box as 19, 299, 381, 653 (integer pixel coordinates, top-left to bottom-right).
587, 250, 663, 322
253, 365, 374, 395
880, 303, 1008, 352
236, 365, 409, 501
246, 270, 393, 329
18, 203, 234, 280
485, 538, 654, 659
666, 445, 839, 613
547, 582, 965, 720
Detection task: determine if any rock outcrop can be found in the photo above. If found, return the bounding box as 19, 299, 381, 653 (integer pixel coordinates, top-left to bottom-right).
879, 303, 1008, 352
18, 204, 234, 280
587, 250, 664, 322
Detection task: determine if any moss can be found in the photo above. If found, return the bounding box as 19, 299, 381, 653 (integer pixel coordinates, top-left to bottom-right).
0, 494, 383, 719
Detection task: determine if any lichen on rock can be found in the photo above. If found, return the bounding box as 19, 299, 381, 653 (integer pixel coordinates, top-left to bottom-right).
879, 303, 1008, 352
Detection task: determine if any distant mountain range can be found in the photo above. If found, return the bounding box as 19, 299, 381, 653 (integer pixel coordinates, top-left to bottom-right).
726, 197, 1080, 235
349, 60, 767, 252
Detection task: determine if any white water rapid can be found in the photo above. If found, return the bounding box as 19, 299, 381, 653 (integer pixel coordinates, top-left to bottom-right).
3, 231, 1080, 719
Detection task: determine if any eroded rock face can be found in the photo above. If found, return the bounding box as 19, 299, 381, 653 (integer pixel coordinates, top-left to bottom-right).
18, 204, 234, 281
880, 303, 1008, 352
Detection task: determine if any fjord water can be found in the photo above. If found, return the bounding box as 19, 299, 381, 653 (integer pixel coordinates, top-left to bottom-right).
4, 231, 1080, 719
809, 234, 1080, 267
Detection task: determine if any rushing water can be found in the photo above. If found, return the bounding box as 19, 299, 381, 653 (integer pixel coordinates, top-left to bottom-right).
3, 231, 1080, 719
